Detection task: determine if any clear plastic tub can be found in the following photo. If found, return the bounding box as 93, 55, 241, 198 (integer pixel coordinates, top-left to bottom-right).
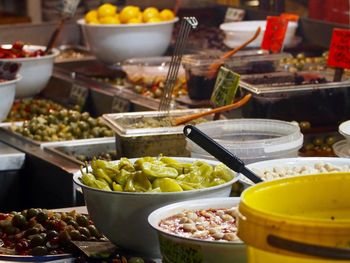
182, 52, 292, 100
186, 119, 303, 164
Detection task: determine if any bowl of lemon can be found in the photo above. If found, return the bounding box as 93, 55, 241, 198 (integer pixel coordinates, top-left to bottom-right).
78, 3, 178, 64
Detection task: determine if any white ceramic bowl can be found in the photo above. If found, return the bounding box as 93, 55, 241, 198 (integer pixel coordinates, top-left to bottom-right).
73, 157, 239, 258
0, 76, 21, 121
77, 18, 179, 64
339, 120, 350, 141
0, 45, 59, 98
220, 20, 298, 48
240, 157, 350, 186
148, 197, 246, 263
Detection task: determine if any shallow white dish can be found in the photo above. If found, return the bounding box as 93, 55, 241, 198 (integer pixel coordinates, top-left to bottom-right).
220, 20, 298, 48
241, 157, 350, 186
77, 18, 178, 64
148, 197, 245, 263
73, 157, 239, 258
0, 45, 59, 98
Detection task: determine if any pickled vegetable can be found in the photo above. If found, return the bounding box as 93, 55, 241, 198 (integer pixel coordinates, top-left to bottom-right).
79, 156, 236, 192
12, 110, 113, 142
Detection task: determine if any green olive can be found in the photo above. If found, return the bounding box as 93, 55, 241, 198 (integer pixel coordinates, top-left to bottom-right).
76, 215, 89, 227
36, 211, 48, 224
313, 137, 323, 146
30, 234, 45, 247
12, 214, 27, 229
325, 136, 336, 146
31, 246, 48, 256
78, 226, 91, 238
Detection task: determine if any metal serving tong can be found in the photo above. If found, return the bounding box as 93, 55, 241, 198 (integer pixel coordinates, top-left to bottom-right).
158, 17, 198, 111
183, 125, 263, 184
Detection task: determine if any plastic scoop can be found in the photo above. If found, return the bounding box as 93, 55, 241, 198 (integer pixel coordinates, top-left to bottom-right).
183, 124, 263, 184
207, 27, 261, 79
173, 93, 251, 126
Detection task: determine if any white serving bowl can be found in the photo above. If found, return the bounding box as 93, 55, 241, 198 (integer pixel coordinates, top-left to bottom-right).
0, 76, 21, 121
73, 157, 239, 258
220, 20, 298, 48
339, 120, 350, 141
77, 18, 178, 64
148, 197, 246, 263
240, 157, 350, 186
0, 45, 59, 98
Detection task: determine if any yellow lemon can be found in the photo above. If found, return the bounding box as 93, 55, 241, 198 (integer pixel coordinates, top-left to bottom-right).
85, 10, 98, 23
142, 7, 160, 23
99, 16, 120, 24
147, 17, 162, 23
97, 3, 117, 18
119, 6, 141, 24
127, 17, 142, 24
159, 9, 175, 21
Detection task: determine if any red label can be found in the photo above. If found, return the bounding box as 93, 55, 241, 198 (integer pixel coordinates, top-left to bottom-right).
261, 16, 288, 53
327, 28, 350, 69
280, 13, 299, 22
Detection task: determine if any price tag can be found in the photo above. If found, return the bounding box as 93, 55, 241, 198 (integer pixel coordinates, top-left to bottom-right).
68, 84, 88, 109
280, 13, 299, 22
224, 7, 245, 22
210, 66, 240, 107
261, 16, 289, 53
111, 96, 130, 113
327, 28, 350, 69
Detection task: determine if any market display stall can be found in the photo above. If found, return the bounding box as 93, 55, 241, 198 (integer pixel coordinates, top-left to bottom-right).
0, 1, 350, 262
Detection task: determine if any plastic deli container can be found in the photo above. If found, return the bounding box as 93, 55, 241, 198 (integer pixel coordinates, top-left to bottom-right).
102, 109, 212, 158
238, 173, 350, 263
182, 52, 291, 100
186, 119, 303, 164
239, 71, 350, 127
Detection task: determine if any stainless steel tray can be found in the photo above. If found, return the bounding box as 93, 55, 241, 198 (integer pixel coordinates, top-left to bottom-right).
240, 71, 350, 94
102, 108, 212, 137
44, 137, 116, 165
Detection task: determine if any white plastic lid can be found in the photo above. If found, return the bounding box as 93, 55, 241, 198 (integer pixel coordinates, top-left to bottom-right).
186, 119, 303, 161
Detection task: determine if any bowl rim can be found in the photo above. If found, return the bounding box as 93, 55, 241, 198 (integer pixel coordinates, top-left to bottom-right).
0, 45, 60, 62
0, 75, 22, 86
76, 17, 179, 28
73, 157, 240, 195
148, 196, 244, 245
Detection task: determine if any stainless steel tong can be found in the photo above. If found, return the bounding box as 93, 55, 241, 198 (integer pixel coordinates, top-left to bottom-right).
158, 16, 198, 111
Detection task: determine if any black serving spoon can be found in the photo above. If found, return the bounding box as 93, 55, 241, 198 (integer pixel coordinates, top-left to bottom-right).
183, 125, 263, 184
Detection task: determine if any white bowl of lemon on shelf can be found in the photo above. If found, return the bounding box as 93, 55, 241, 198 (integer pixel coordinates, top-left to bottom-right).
78, 3, 178, 64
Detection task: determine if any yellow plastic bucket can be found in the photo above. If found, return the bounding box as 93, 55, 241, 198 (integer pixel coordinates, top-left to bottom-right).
237, 173, 350, 263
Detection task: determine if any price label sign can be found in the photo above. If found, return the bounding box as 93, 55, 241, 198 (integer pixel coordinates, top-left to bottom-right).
327, 28, 350, 69
224, 7, 245, 22
211, 66, 240, 107
261, 16, 289, 53
111, 96, 130, 113
68, 84, 88, 109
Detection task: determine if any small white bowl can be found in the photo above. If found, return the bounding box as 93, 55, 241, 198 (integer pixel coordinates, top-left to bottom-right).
0, 45, 59, 98
73, 157, 239, 258
0, 76, 22, 121
240, 157, 350, 186
77, 18, 179, 64
339, 120, 350, 141
148, 197, 246, 263
220, 20, 298, 48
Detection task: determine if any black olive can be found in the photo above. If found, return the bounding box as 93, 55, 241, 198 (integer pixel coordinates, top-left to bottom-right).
30, 234, 45, 247
46, 230, 59, 240
26, 208, 39, 220
36, 212, 48, 224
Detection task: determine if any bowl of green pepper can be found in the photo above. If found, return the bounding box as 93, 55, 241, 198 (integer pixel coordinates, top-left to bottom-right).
73, 156, 239, 258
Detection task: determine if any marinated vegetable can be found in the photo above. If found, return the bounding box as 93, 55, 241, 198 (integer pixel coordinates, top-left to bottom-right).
12, 110, 113, 142
0, 209, 105, 256
79, 157, 236, 192
5, 99, 75, 122
279, 52, 328, 73
159, 207, 240, 242
76, 150, 118, 163
0, 41, 45, 58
